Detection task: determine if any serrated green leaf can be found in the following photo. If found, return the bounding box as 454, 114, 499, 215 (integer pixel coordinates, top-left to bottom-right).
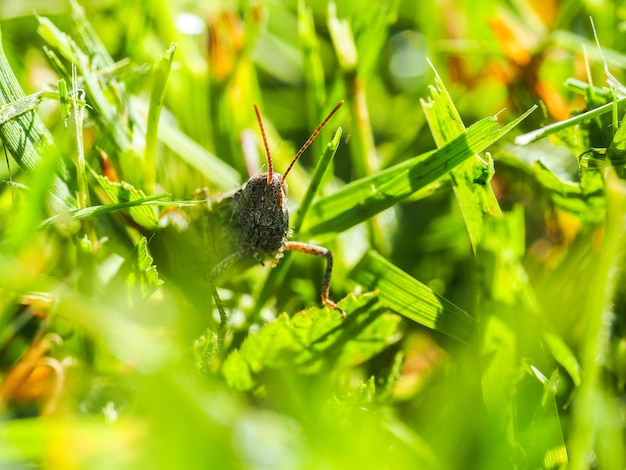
101, 236, 163, 308
349, 251, 476, 345
95, 174, 160, 229
222, 292, 401, 391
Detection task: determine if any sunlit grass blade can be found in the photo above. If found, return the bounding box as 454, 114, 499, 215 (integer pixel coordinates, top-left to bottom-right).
153, 115, 241, 190
421, 64, 502, 251
41, 193, 168, 229
37, 8, 140, 183
0, 30, 72, 212
349, 250, 476, 344
94, 175, 160, 229
298, 0, 327, 160
303, 106, 536, 237
144, 43, 177, 192
515, 95, 626, 145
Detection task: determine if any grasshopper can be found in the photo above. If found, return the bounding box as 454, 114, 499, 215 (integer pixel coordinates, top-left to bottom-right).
149, 101, 345, 321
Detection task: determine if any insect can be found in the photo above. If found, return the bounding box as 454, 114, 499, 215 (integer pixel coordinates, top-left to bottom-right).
149, 101, 345, 320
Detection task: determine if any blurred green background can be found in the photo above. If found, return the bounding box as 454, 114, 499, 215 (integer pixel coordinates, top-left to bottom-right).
1, 0, 626, 468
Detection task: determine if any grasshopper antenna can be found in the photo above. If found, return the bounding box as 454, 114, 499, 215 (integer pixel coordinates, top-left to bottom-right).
253, 103, 273, 185
281, 100, 344, 184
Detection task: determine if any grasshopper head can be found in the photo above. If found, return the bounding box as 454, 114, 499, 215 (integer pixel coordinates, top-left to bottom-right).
238, 171, 289, 260
242, 100, 343, 261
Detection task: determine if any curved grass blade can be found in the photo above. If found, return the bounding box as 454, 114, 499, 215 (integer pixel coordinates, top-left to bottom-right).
144, 43, 177, 192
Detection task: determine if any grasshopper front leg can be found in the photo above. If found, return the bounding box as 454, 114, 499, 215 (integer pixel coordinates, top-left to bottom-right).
280, 241, 345, 319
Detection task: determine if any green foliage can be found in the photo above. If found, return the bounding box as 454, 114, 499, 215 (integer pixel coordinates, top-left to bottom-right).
1, 1, 626, 469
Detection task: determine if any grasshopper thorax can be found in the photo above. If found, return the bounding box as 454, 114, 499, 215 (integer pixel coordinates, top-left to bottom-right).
236, 171, 289, 261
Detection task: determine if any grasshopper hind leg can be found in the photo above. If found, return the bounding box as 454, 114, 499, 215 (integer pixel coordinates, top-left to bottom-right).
211, 286, 227, 352
208, 251, 243, 351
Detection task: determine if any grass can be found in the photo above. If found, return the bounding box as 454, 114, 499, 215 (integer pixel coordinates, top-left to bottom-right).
1, 0, 626, 468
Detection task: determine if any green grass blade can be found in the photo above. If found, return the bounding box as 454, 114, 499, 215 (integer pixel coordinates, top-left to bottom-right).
0, 29, 72, 212
303, 106, 537, 237
37, 11, 140, 183
298, 0, 327, 160
477, 209, 567, 468
71, 73, 90, 211
516, 95, 626, 145
421, 64, 502, 251
144, 43, 177, 192
155, 116, 241, 190
293, 127, 343, 234
568, 170, 626, 469
349, 250, 477, 344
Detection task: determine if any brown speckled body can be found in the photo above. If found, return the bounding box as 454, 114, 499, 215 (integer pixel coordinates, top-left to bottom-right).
233, 172, 288, 262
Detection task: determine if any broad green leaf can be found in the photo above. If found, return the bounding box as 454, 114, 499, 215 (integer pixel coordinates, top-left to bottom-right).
302, 106, 536, 237
349, 250, 476, 345
222, 292, 401, 391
